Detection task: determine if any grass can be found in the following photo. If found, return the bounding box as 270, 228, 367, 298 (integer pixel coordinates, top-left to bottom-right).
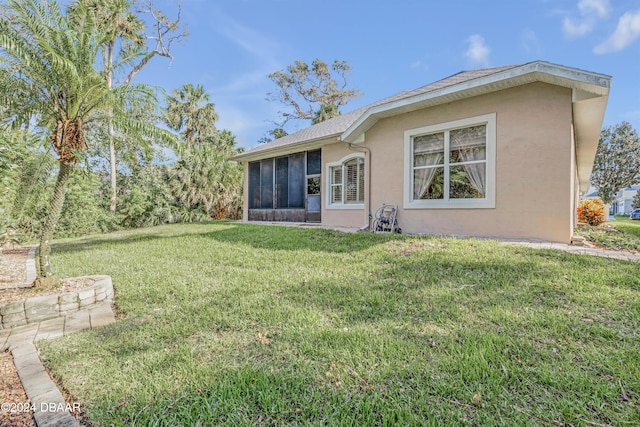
613, 218, 640, 239
39, 222, 640, 426
576, 219, 640, 251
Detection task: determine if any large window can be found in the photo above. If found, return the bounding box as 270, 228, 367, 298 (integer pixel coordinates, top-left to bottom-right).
327, 155, 365, 208
404, 114, 495, 209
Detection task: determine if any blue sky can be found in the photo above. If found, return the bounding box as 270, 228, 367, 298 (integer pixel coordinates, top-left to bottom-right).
130, 0, 640, 149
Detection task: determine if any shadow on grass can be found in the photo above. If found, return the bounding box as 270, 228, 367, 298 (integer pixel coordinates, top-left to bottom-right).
280, 243, 640, 328
51, 221, 394, 256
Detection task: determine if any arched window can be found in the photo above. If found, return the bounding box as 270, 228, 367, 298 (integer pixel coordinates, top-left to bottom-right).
329, 156, 364, 205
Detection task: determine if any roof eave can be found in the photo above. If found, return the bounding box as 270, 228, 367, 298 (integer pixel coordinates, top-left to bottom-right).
341, 61, 611, 143
229, 134, 341, 162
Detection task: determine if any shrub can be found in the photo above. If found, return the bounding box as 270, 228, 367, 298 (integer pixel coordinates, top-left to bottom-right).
577, 198, 606, 226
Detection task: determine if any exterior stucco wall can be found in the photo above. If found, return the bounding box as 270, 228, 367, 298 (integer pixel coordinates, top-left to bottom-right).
364, 82, 574, 242
321, 142, 368, 228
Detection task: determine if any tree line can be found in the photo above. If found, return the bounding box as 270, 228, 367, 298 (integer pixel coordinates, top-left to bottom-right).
0, 0, 244, 281
0, 0, 362, 283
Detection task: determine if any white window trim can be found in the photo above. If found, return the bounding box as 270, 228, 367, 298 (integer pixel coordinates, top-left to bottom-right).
403, 113, 496, 209
326, 153, 365, 210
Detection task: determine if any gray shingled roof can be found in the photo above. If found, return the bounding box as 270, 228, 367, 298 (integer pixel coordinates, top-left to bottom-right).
239, 64, 523, 158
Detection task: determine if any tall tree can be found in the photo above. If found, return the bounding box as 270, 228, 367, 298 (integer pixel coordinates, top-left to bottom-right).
591, 122, 640, 204
170, 131, 243, 220
164, 83, 219, 149
0, 0, 171, 279
70, 0, 187, 212
257, 127, 288, 144
267, 59, 362, 126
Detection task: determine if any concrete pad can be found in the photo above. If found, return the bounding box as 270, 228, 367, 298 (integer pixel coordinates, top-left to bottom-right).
64, 309, 90, 336
35, 317, 65, 342
89, 303, 115, 329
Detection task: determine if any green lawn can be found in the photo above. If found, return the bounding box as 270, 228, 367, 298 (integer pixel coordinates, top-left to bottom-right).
40, 223, 640, 426
613, 218, 640, 239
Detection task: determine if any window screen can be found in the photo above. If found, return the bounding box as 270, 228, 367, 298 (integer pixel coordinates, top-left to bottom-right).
275, 157, 288, 208
288, 153, 305, 208
260, 159, 273, 209
248, 162, 261, 209
306, 149, 321, 175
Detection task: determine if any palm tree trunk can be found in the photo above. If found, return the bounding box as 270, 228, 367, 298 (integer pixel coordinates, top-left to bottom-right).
38, 161, 72, 277
109, 118, 117, 212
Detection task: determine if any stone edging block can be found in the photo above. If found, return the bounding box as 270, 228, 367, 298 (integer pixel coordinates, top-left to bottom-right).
0, 275, 113, 330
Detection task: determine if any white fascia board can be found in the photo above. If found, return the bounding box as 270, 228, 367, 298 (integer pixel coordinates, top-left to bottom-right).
341, 61, 611, 143
229, 135, 340, 163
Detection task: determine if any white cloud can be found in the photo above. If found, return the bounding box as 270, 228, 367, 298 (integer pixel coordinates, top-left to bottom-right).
411, 60, 429, 72
563, 18, 593, 37
465, 35, 490, 66
594, 10, 640, 53
578, 0, 610, 19
562, 0, 611, 37
522, 29, 543, 54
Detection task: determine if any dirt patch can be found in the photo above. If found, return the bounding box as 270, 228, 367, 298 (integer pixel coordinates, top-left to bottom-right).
1, 251, 99, 306
0, 247, 32, 290
0, 351, 36, 427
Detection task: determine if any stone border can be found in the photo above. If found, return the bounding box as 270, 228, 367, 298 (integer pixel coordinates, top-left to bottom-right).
0, 276, 114, 330
24, 247, 37, 286
1, 301, 116, 427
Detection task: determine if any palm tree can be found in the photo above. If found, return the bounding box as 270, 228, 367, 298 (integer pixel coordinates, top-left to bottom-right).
70, 0, 144, 213
170, 132, 243, 220
0, 0, 169, 279
165, 84, 219, 149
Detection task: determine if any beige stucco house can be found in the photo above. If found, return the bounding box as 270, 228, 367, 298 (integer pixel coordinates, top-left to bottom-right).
231, 61, 611, 243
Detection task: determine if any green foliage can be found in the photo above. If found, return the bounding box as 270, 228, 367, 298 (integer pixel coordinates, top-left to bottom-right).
0, 211, 21, 250
57, 170, 118, 237
164, 83, 219, 149
312, 103, 340, 124
576, 223, 640, 250
117, 164, 177, 228
170, 131, 243, 220
267, 59, 362, 127
577, 198, 607, 226
258, 127, 288, 144
591, 122, 640, 204
633, 189, 640, 210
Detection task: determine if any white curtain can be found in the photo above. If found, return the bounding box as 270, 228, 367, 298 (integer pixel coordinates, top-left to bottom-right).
414, 153, 443, 199
451, 126, 486, 197
413, 133, 444, 199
